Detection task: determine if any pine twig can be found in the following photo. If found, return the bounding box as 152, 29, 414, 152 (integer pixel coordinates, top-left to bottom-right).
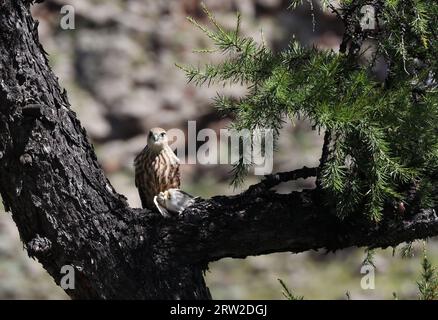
246, 166, 318, 194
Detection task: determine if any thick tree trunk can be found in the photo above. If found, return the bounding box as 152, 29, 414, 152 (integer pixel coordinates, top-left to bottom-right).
0, 0, 437, 300
0, 0, 210, 299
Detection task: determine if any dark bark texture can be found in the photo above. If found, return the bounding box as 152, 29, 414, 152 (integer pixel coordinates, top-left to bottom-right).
0, 1, 437, 300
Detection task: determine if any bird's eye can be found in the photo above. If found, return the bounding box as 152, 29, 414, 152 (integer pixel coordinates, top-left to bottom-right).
148, 132, 153, 137
160, 132, 166, 137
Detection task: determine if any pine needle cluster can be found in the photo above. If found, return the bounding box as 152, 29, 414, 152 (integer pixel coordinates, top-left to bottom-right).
418, 244, 438, 300
179, 1, 437, 221
278, 278, 304, 300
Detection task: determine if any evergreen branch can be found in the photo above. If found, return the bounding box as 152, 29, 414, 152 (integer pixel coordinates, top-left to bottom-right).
362, 248, 377, 268
180, 2, 438, 222
278, 279, 304, 300
400, 241, 414, 258
316, 129, 332, 190
418, 242, 438, 300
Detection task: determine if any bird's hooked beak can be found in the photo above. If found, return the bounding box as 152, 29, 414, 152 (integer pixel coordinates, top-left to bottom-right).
149, 132, 163, 143
148, 129, 167, 147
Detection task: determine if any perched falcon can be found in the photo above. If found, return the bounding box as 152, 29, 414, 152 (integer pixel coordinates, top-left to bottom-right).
134, 128, 180, 210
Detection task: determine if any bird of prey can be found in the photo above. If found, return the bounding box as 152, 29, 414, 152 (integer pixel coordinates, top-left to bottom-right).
134, 128, 180, 210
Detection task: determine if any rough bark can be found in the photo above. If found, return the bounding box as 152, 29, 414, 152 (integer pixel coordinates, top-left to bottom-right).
0, 0, 210, 300
0, 0, 437, 300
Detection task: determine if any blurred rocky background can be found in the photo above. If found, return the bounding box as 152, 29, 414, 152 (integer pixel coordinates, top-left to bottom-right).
0, 0, 436, 299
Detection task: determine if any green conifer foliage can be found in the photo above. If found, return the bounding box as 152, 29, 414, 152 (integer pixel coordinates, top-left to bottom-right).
418, 243, 438, 300
278, 278, 304, 300
179, 1, 437, 221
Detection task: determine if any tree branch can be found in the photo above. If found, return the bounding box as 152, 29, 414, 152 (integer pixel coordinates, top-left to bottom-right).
246, 166, 318, 194
164, 188, 438, 265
